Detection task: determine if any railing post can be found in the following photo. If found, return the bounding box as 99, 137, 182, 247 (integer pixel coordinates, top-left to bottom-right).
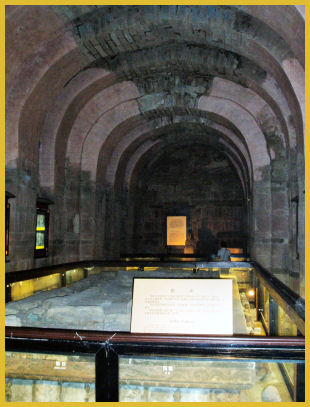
294, 363, 305, 401
95, 344, 119, 402
61, 272, 66, 287
268, 296, 278, 335
253, 273, 258, 321
250, 268, 255, 288
256, 281, 267, 331
5, 284, 12, 303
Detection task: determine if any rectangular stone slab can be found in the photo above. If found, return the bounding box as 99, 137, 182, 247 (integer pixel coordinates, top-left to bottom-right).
119, 357, 256, 389
5, 352, 95, 383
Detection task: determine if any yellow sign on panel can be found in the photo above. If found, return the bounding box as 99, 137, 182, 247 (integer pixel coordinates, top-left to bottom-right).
167, 216, 186, 246
228, 248, 243, 254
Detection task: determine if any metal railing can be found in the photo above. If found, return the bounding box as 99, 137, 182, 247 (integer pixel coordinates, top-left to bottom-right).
5, 327, 305, 402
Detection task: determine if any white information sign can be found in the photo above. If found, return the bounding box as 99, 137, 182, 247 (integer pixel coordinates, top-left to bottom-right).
131, 278, 233, 335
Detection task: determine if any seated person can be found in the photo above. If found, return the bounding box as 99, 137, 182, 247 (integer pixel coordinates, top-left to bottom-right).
184, 231, 196, 254
217, 241, 231, 261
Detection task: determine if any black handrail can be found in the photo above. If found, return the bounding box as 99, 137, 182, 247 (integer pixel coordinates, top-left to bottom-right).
5, 327, 305, 402
5, 326, 305, 350
5, 327, 305, 363
251, 261, 305, 335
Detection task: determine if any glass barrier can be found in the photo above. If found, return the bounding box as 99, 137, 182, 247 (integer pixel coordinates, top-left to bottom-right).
278, 304, 298, 336
5, 260, 305, 401
10, 274, 62, 301
5, 329, 305, 402
263, 286, 270, 330
119, 355, 297, 402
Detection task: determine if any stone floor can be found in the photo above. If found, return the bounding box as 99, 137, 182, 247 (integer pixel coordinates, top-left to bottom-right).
6, 266, 252, 332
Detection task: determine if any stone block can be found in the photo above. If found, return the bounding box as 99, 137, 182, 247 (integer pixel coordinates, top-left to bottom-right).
119, 385, 147, 402
5, 315, 22, 326
8, 378, 33, 402
210, 389, 242, 402
119, 357, 256, 389
46, 306, 104, 329
105, 301, 127, 313
84, 383, 96, 402
33, 380, 61, 402
68, 287, 105, 305
177, 388, 212, 402
6, 352, 95, 384
148, 387, 174, 402
5, 379, 13, 401
104, 313, 130, 331
262, 385, 281, 402
61, 382, 89, 402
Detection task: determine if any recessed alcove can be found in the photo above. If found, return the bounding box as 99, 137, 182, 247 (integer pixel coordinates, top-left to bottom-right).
132, 144, 247, 255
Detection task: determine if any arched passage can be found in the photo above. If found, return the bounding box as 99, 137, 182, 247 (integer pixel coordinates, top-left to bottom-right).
5, 5, 304, 296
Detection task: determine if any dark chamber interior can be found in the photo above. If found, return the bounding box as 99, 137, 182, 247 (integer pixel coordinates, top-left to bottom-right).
133, 144, 246, 254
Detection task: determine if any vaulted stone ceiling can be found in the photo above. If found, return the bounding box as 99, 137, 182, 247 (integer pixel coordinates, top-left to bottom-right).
5, 6, 305, 294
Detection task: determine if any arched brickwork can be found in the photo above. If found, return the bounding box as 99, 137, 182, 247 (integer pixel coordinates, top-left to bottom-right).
5, 5, 304, 296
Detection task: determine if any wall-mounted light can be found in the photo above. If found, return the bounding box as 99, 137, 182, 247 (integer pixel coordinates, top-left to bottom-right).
246, 288, 255, 298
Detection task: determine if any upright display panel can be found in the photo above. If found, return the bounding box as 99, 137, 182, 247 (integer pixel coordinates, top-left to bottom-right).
166, 216, 186, 246
131, 278, 233, 335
